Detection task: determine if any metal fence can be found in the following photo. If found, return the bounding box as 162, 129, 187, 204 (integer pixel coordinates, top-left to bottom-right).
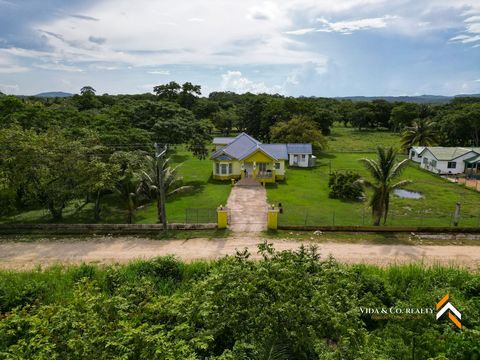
278, 206, 480, 228
185, 208, 217, 224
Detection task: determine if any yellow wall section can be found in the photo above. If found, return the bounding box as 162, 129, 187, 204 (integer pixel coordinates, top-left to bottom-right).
217, 207, 228, 229
243, 149, 275, 163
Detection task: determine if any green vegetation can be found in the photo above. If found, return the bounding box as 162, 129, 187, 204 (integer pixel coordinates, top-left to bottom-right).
328, 171, 363, 201
0, 248, 479, 359
1, 147, 231, 224
270, 115, 327, 150
359, 147, 411, 226
327, 125, 402, 152
268, 153, 480, 227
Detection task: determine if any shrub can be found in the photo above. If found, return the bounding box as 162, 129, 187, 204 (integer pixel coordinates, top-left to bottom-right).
0, 279, 48, 312
328, 170, 364, 200
71, 263, 97, 283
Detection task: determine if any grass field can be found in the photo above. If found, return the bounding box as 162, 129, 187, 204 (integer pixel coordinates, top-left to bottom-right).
268, 153, 480, 227
327, 124, 402, 152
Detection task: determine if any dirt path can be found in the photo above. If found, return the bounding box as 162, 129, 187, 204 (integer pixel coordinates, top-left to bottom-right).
1, 236, 480, 270
226, 185, 267, 232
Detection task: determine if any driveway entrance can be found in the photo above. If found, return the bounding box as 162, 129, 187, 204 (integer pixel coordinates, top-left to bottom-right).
226, 183, 268, 232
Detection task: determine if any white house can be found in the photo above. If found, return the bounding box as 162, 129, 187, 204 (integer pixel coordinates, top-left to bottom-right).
287, 144, 316, 167
419, 147, 480, 175
408, 146, 425, 163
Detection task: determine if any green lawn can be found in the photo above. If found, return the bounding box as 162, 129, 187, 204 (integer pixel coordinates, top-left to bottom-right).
327, 124, 402, 152
136, 147, 231, 223
268, 153, 480, 227
1, 147, 231, 224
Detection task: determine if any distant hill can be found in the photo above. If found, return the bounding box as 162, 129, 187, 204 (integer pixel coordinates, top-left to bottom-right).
335, 94, 480, 104
34, 91, 74, 98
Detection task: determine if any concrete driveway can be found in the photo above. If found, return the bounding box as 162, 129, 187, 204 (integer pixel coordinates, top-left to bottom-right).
226, 184, 268, 232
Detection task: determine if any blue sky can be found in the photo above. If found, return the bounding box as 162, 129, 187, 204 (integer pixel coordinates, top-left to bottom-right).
0, 0, 479, 96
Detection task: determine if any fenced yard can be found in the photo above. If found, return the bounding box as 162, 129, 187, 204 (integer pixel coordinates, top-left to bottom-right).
268, 152, 480, 228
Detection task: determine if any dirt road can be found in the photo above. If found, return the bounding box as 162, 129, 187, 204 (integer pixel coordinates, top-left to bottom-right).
1, 235, 479, 270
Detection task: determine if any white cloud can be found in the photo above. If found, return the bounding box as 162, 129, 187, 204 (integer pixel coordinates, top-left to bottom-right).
33, 63, 83, 72
0, 53, 29, 73
316, 15, 397, 34
284, 28, 316, 35
0, 83, 19, 94
147, 69, 170, 75
221, 70, 283, 94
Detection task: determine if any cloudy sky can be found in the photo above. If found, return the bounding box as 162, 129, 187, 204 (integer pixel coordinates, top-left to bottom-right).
0, 0, 479, 96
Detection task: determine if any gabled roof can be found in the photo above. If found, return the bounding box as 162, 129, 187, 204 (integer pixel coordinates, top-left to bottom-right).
260, 144, 288, 160
213, 137, 235, 145
421, 147, 478, 161
287, 144, 312, 154
411, 146, 425, 154
211, 133, 263, 160
464, 154, 480, 164
210, 133, 311, 161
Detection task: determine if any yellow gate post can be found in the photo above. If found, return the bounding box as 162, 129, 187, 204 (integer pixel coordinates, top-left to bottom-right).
267, 205, 279, 230
217, 205, 228, 229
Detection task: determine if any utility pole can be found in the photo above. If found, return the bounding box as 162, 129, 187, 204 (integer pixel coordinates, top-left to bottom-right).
155, 143, 168, 230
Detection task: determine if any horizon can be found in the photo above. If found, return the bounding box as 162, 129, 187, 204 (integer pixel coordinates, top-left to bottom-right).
1, 0, 480, 97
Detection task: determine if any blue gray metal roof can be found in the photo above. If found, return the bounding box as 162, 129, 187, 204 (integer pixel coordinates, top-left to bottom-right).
260, 144, 288, 160
211, 133, 311, 160
286, 143, 312, 154
213, 137, 235, 145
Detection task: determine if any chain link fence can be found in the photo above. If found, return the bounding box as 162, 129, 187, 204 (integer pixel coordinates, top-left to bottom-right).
185, 208, 217, 224
278, 205, 480, 228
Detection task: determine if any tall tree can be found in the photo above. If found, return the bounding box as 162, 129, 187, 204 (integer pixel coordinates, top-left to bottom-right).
140, 155, 192, 223
80, 86, 96, 96
359, 147, 411, 226
153, 81, 181, 101
270, 116, 327, 150
110, 151, 146, 224
401, 119, 438, 150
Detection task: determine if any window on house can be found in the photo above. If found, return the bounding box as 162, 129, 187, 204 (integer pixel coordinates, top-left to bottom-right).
258, 163, 267, 172
301, 154, 306, 160
447, 161, 456, 169
228, 163, 232, 174
215, 163, 220, 174
410, 151, 415, 158
423, 158, 428, 164
431, 160, 437, 167
221, 164, 228, 175
275, 162, 280, 169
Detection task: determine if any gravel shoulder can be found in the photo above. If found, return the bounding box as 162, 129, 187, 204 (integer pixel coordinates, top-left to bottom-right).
0, 235, 479, 270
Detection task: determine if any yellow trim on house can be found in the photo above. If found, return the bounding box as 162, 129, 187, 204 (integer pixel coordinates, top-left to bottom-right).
243, 149, 276, 163
212, 174, 240, 180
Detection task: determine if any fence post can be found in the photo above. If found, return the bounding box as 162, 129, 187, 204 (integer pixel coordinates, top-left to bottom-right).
217, 206, 228, 229
267, 205, 279, 230
453, 202, 461, 227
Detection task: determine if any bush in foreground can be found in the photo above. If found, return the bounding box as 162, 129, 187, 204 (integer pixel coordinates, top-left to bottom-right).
0, 244, 479, 359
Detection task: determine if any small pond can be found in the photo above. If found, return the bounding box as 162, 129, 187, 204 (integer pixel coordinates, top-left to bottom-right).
394, 189, 423, 199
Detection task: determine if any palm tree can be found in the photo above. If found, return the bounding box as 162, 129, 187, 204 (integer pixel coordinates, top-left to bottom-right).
401, 118, 438, 150
140, 155, 192, 223
115, 169, 143, 224
359, 147, 411, 226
